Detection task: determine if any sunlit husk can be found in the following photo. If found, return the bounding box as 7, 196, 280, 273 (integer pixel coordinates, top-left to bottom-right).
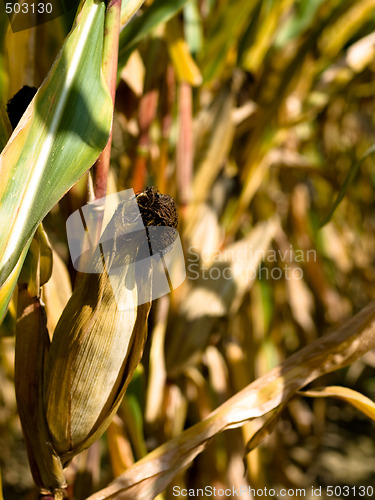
43, 265, 151, 464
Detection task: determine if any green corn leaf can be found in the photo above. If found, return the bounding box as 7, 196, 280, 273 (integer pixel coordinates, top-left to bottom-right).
199, 0, 262, 82
0, 0, 113, 321
120, 0, 146, 28
118, 0, 189, 72
320, 144, 375, 226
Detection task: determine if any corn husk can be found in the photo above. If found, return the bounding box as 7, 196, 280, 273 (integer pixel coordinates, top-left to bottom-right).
43, 265, 151, 465
15, 224, 66, 494
17, 188, 174, 491
15, 287, 66, 492
43, 196, 154, 465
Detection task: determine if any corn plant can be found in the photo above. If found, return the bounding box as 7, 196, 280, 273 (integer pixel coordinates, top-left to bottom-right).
1, 0, 375, 499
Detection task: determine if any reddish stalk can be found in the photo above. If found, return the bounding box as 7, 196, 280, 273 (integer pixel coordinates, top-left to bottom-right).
92, 0, 121, 201
176, 81, 193, 213
158, 64, 175, 194
132, 88, 159, 192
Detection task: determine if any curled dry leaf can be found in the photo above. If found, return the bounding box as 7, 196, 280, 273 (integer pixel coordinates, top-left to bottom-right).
87, 301, 375, 500
299, 385, 375, 422
15, 288, 66, 492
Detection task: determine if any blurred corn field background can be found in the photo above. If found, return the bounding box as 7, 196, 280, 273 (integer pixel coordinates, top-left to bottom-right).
2, 0, 375, 498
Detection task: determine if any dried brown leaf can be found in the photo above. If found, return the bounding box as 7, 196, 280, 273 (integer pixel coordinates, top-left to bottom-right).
299, 385, 375, 421
87, 301, 375, 500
